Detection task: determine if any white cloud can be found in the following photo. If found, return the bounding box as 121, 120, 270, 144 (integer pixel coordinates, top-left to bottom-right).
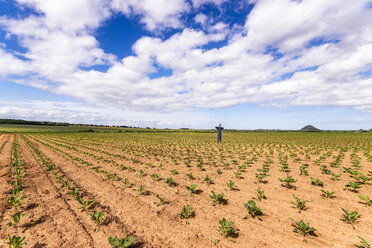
111, 0, 189, 31
245, 0, 372, 52
133, 28, 227, 71
195, 13, 207, 24
0, 48, 30, 75
15, 0, 112, 32
0, 100, 214, 127
0, 0, 116, 80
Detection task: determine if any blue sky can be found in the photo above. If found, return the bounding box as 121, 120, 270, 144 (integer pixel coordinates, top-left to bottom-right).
0, 0, 372, 129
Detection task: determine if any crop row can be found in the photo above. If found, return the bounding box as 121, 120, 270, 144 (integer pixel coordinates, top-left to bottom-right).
21, 135, 136, 248
6, 135, 28, 247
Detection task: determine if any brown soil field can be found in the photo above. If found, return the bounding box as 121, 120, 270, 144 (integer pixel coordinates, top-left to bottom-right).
1, 132, 371, 248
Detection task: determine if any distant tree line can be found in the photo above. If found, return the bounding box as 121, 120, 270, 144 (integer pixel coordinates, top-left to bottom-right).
0, 119, 69, 126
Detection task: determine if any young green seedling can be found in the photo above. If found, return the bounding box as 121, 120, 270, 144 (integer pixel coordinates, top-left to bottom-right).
165, 177, 175, 187
320, 165, 331, 174
7, 211, 26, 227
209, 191, 225, 204
281, 164, 291, 172
7, 235, 27, 248
122, 178, 130, 188
255, 189, 266, 201
291, 219, 316, 237
45, 162, 57, 171
354, 236, 371, 248
9, 185, 24, 197
186, 173, 194, 180
108, 236, 135, 248
244, 200, 263, 220
90, 211, 105, 232
226, 180, 237, 190
185, 184, 197, 196
218, 218, 237, 237
343, 167, 360, 176
353, 175, 372, 184
133, 185, 148, 195
300, 165, 308, 176
184, 161, 191, 167
257, 168, 269, 174
151, 173, 160, 181
311, 178, 324, 187
320, 189, 336, 199
341, 208, 361, 228
153, 194, 168, 206
11, 180, 23, 192
56, 176, 65, 184
234, 171, 242, 179
71, 187, 81, 200
7, 195, 23, 208
137, 170, 145, 178
78, 198, 95, 211
180, 205, 191, 219
345, 181, 361, 192
331, 173, 342, 181
204, 175, 214, 185
63, 181, 70, 190
358, 195, 372, 206
223, 162, 230, 169
290, 195, 310, 213
255, 173, 267, 183
111, 173, 118, 181
278, 174, 297, 189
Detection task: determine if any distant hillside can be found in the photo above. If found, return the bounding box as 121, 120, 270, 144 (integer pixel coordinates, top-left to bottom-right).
300, 125, 321, 132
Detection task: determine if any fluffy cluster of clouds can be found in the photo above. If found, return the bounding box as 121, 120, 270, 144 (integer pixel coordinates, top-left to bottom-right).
1, 0, 372, 126
0, 99, 212, 128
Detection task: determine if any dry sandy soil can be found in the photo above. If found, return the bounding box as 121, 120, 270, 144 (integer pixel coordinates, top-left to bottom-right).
0, 132, 371, 247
